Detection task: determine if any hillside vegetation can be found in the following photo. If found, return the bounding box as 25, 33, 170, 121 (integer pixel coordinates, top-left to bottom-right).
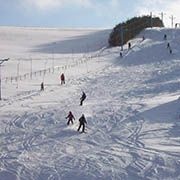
109, 15, 163, 46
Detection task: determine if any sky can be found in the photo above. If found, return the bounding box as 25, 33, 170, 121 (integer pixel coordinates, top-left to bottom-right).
0, 0, 180, 28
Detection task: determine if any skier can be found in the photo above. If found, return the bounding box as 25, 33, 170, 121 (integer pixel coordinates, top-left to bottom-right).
128, 42, 131, 49
169, 48, 172, 54
66, 111, 75, 125
60, 73, 65, 85
120, 52, 123, 58
80, 91, 86, 106
167, 42, 170, 49
77, 114, 87, 133
40, 82, 44, 91
163, 34, 167, 40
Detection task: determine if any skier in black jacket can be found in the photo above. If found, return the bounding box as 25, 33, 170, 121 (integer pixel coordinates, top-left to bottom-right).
40, 82, 44, 91
77, 114, 87, 133
80, 91, 86, 106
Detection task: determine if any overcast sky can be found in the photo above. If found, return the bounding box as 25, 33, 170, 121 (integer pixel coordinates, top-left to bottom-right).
0, 0, 179, 28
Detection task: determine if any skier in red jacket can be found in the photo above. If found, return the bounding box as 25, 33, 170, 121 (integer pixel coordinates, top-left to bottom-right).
60, 73, 65, 85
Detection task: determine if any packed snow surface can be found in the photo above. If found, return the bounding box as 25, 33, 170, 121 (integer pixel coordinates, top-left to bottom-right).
0, 27, 180, 180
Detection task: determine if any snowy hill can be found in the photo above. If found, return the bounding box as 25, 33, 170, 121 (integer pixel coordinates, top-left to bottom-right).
0, 27, 110, 57
0, 27, 180, 180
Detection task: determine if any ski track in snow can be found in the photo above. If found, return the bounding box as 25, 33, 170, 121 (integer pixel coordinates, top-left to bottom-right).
0, 28, 180, 180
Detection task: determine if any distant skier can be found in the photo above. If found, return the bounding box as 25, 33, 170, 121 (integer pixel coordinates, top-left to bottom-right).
128, 42, 131, 49
169, 48, 172, 54
40, 82, 44, 91
60, 73, 65, 85
166, 43, 172, 54
77, 114, 87, 133
142, 36, 145, 41
120, 52, 123, 58
80, 91, 86, 106
163, 34, 167, 40
66, 111, 75, 125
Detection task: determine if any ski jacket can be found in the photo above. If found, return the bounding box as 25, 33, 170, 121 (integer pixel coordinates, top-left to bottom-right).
79, 116, 87, 124
66, 113, 75, 120
81, 92, 86, 100
61, 74, 65, 81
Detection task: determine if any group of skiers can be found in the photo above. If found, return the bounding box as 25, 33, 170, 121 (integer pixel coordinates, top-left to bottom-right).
40, 73, 65, 91
39, 71, 87, 133
66, 111, 87, 133
59, 72, 87, 132
65, 91, 87, 133
119, 42, 132, 58
119, 34, 173, 58
59, 73, 87, 132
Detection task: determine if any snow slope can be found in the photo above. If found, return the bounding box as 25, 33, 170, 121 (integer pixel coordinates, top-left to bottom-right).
0, 27, 180, 180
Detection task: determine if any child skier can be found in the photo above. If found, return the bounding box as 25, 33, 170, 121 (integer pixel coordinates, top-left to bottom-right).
66, 111, 75, 125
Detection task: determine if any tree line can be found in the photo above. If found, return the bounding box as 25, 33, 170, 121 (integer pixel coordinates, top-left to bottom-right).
108, 15, 164, 47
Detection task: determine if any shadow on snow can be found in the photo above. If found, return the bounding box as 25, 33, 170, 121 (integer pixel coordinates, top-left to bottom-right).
31, 30, 110, 54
